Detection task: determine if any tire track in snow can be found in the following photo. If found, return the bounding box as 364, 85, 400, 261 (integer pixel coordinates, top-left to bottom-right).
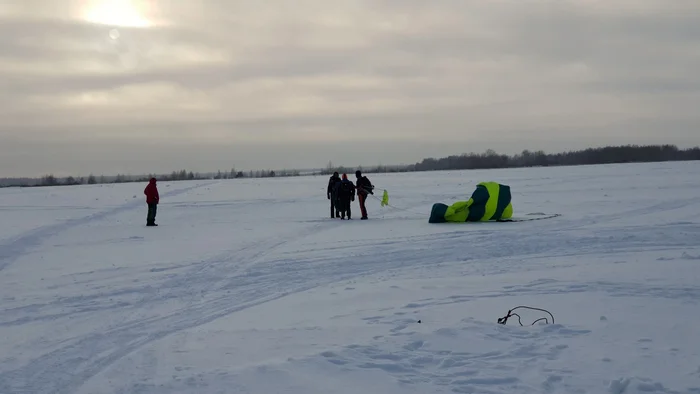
0, 182, 216, 271
260, 219, 700, 294
0, 220, 337, 394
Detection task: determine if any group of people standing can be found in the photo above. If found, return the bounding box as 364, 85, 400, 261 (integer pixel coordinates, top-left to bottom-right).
326, 170, 374, 220
142, 170, 376, 226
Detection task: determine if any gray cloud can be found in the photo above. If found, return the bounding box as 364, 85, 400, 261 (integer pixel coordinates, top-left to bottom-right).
1, 0, 699, 177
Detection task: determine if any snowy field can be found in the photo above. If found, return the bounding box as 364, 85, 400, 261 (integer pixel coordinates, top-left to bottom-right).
1, 161, 700, 394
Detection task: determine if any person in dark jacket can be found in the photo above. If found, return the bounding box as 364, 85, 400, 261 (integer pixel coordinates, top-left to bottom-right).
327, 171, 341, 218
355, 170, 374, 220
334, 173, 355, 219
144, 177, 159, 226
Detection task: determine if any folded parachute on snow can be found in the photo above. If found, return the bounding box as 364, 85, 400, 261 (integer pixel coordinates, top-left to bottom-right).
429, 182, 513, 223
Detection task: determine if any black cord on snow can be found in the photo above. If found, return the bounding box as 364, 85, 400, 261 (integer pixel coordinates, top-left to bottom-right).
368, 192, 426, 215
497, 306, 554, 326
496, 213, 562, 222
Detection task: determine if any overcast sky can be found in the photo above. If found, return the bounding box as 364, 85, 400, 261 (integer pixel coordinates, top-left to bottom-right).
1, 0, 699, 177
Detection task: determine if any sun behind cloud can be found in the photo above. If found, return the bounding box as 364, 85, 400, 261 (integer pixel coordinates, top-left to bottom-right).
81, 0, 153, 28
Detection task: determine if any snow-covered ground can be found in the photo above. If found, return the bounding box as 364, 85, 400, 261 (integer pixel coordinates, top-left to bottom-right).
1, 161, 700, 394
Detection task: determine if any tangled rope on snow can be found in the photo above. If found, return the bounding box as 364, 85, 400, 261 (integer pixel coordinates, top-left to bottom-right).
497, 305, 555, 326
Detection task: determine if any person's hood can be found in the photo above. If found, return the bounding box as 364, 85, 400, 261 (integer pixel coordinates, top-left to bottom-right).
149, 178, 157, 184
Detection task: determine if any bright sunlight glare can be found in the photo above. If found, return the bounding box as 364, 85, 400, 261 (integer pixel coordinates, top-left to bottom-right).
82, 0, 152, 28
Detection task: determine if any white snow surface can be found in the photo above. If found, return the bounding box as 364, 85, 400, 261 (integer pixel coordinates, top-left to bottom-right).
1, 161, 700, 394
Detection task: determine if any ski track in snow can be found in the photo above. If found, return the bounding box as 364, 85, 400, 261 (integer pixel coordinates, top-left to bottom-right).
1, 162, 700, 393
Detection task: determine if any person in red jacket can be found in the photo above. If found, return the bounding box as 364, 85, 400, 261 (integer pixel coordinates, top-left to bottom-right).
144, 177, 159, 226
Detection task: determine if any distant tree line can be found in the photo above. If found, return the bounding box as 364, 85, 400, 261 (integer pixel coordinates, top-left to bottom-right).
319, 160, 411, 176
318, 144, 700, 175
0, 167, 300, 188
407, 144, 700, 172
1, 144, 698, 188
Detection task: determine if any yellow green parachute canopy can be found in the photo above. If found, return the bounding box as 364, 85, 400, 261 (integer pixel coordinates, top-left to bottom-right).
429, 182, 513, 223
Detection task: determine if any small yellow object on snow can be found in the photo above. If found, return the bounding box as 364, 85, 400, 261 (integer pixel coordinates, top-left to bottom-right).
381, 189, 389, 206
